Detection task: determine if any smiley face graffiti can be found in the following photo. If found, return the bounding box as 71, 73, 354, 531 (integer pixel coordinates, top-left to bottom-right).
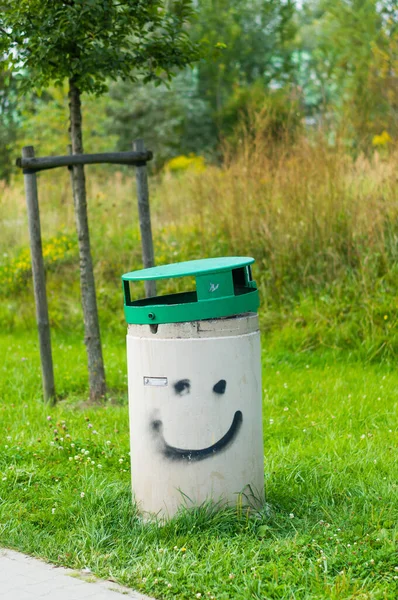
150, 378, 243, 462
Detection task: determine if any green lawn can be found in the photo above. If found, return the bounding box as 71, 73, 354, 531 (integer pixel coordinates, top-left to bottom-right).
0, 331, 397, 599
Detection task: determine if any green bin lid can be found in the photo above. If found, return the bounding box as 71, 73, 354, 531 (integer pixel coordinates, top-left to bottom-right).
122, 257, 259, 325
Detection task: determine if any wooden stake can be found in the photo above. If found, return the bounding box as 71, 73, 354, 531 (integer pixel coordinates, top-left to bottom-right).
133, 139, 156, 298
22, 146, 56, 404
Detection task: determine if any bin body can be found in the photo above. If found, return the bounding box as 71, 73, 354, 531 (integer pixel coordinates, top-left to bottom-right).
127, 313, 263, 517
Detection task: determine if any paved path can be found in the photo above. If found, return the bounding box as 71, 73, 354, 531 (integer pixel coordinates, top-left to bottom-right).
0, 549, 155, 600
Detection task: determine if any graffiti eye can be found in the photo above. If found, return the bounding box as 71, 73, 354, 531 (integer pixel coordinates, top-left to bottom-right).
213, 379, 226, 395
174, 379, 191, 396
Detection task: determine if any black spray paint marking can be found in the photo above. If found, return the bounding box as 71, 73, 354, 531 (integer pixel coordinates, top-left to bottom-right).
150, 411, 243, 462
174, 379, 191, 396
213, 379, 226, 395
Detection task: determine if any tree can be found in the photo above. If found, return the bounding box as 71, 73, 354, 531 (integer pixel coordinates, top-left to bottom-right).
0, 0, 198, 401
193, 0, 296, 119
0, 69, 19, 182
105, 70, 215, 168
294, 0, 397, 142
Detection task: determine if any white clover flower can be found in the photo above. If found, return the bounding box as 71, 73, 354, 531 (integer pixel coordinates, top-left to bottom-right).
80, 492, 85, 498
289, 513, 294, 519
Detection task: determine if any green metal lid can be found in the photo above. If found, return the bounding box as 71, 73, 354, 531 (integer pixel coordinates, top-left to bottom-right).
122, 257, 259, 325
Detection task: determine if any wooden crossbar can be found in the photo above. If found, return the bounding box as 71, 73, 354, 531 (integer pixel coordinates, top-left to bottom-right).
16, 150, 153, 173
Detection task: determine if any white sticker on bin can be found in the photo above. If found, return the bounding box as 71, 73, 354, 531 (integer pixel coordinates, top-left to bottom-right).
144, 377, 168, 387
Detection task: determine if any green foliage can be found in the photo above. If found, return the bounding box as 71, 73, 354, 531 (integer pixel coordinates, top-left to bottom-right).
194, 0, 296, 114
219, 82, 303, 144
295, 0, 398, 142
105, 70, 215, 168
322, 0, 397, 140
0, 0, 199, 95
0, 0, 396, 172
17, 84, 117, 158
99, 0, 298, 162
0, 69, 19, 181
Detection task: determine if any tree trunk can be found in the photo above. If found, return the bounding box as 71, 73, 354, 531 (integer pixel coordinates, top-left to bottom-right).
68, 77, 106, 401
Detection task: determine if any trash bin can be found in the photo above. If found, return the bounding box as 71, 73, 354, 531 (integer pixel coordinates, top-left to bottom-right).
122, 257, 264, 518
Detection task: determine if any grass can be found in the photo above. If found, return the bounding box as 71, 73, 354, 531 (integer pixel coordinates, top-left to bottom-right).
0, 130, 397, 597
1, 131, 397, 358
0, 331, 397, 599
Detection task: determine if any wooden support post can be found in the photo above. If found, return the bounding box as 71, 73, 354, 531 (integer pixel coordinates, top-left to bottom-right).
16, 149, 153, 172
133, 139, 156, 298
22, 146, 56, 404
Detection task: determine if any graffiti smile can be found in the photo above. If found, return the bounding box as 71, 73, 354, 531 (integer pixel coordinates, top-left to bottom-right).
151, 410, 243, 462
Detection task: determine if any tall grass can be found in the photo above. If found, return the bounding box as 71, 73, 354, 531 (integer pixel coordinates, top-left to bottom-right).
1, 126, 397, 357
156, 126, 398, 300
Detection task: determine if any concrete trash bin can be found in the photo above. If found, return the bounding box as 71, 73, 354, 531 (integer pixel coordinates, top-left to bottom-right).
122, 257, 264, 518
